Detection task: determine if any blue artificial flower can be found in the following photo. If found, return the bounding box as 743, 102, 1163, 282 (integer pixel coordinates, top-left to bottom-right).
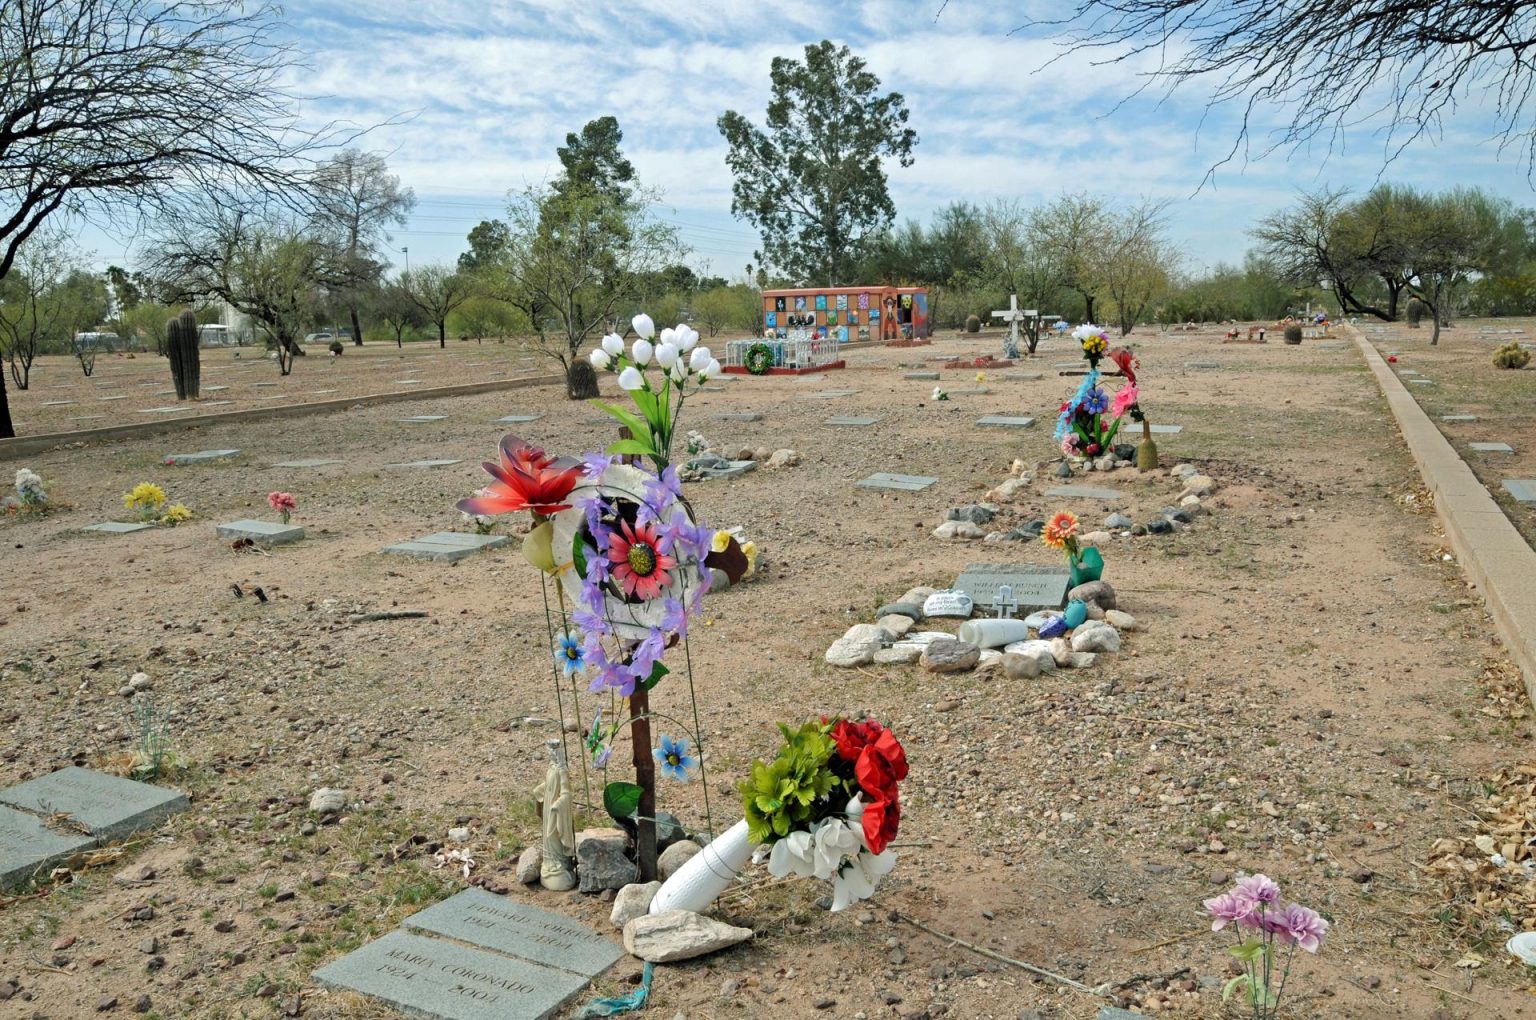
556, 631, 585, 677
653, 734, 697, 782
1082, 388, 1109, 415
594, 745, 613, 768
582, 452, 612, 480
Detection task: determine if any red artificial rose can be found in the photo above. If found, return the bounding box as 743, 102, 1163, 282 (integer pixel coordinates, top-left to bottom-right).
860, 791, 900, 855
832, 718, 882, 761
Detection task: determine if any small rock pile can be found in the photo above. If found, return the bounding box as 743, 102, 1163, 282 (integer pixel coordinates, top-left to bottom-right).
823, 584, 1139, 676
680, 438, 799, 481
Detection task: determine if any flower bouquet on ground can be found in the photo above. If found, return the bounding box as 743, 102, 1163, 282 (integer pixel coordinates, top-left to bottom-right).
1055, 326, 1143, 461
1205, 873, 1328, 1018
650, 716, 908, 914
1043, 509, 1103, 588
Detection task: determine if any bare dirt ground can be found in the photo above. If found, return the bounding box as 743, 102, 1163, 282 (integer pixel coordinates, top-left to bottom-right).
1, 323, 1533, 1019
3, 338, 548, 436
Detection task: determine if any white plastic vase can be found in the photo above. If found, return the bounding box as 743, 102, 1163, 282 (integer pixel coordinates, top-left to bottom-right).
957, 618, 1030, 649
650, 819, 754, 914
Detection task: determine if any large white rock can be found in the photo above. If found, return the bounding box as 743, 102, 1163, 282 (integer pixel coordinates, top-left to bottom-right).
1071, 622, 1122, 653
875, 643, 924, 665
516, 845, 542, 884
1180, 474, 1217, 498
825, 623, 887, 667
1002, 640, 1057, 672
875, 614, 915, 639
932, 520, 984, 540
611, 881, 662, 929
766, 448, 800, 469
1104, 609, 1138, 631
309, 788, 346, 813
623, 909, 753, 963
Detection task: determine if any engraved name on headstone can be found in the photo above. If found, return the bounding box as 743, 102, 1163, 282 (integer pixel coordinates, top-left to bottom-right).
952, 563, 1071, 611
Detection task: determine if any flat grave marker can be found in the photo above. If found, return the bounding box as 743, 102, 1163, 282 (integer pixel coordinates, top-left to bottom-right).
856, 472, 938, 492
950, 387, 992, 395
798, 390, 858, 400
312, 929, 589, 1020
138, 406, 189, 414
398, 415, 448, 424
1469, 442, 1515, 454
98, 395, 126, 401
311, 388, 338, 395
1146, 424, 1184, 434
252, 382, 278, 388
402, 888, 622, 977
1044, 484, 1123, 501
392, 378, 423, 384
68, 415, 107, 422
1408, 379, 1434, 386
716, 412, 763, 422
1003, 372, 1044, 381
83, 521, 155, 535
1051, 361, 1080, 369
0, 805, 92, 890
975, 415, 1035, 429
41, 400, 72, 406
0, 767, 188, 843
272, 458, 344, 468
382, 532, 508, 562
825, 415, 881, 427
494, 415, 542, 424
904, 371, 940, 380
216, 520, 305, 546
165, 449, 240, 465
1397, 369, 1421, 376
1502, 479, 1536, 504
1184, 362, 1221, 370
953, 563, 1071, 612
205, 385, 229, 392
384, 459, 463, 469
1442, 415, 1479, 423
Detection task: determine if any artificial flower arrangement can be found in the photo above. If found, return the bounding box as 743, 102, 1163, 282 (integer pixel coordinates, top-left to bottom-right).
1205, 873, 1328, 1018
14, 468, 46, 507
745, 716, 908, 911
1055, 325, 1143, 460
123, 482, 192, 526
458, 313, 746, 874
267, 491, 296, 525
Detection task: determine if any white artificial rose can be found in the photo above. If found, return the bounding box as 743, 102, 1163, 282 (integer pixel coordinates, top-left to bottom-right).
703, 357, 721, 379
601, 332, 625, 356
654, 342, 679, 369
617, 366, 644, 391
658, 326, 677, 347
631, 313, 655, 339
679, 326, 700, 351
589, 348, 611, 370
631, 339, 653, 366
688, 346, 711, 373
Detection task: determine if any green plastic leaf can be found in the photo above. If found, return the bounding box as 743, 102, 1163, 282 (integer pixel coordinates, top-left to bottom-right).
1229, 937, 1266, 963
591, 400, 652, 442
603, 781, 643, 823
1221, 975, 1249, 1002
639, 660, 669, 692
571, 529, 588, 579
606, 438, 656, 457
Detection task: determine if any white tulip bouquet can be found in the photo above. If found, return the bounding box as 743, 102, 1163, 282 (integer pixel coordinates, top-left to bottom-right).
589, 313, 721, 472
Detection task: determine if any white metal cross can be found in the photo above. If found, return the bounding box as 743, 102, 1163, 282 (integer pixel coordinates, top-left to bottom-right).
992, 294, 1032, 356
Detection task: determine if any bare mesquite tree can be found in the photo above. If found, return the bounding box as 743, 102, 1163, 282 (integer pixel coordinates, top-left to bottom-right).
1023, 1, 1536, 178
401, 265, 473, 348
0, 0, 343, 436
311, 150, 416, 346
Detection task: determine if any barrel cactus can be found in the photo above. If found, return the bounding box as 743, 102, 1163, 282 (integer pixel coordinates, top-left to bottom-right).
1405, 298, 1426, 328
1493, 342, 1531, 369
1283, 323, 1303, 345
165, 309, 201, 399
567, 358, 599, 400
965, 314, 980, 333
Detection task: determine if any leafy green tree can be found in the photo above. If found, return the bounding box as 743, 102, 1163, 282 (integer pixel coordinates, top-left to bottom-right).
0, 230, 80, 387
691, 283, 761, 337
311, 149, 416, 346
552, 116, 635, 205
459, 220, 511, 273
1029, 194, 1110, 324
718, 41, 917, 286
374, 276, 425, 347
401, 264, 473, 348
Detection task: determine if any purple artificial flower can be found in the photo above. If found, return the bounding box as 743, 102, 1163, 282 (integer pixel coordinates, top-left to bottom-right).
627, 627, 666, 685
1236, 874, 1281, 905
658, 597, 687, 634
594, 745, 613, 768
643, 465, 682, 515
582, 496, 609, 550
571, 604, 606, 637
1204, 891, 1258, 932
1264, 903, 1328, 953
687, 560, 711, 611
582, 452, 612, 480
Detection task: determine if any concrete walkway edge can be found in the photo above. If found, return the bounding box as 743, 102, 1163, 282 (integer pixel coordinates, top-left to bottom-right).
0, 373, 563, 461
1350, 327, 1536, 700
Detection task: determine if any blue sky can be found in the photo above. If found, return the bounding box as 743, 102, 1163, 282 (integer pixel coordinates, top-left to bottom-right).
91, 1, 1536, 279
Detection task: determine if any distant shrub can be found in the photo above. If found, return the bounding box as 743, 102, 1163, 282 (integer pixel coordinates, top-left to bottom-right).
328, 339, 344, 355
1493, 342, 1531, 369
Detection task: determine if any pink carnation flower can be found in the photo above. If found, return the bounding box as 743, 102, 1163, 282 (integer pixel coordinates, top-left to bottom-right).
1203, 892, 1259, 931
267, 491, 297, 513
1236, 873, 1281, 904
1110, 384, 1139, 419
1264, 903, 1328, 953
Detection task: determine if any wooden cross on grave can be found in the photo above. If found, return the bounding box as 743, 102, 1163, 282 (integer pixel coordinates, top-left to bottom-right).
991, 294, 1030, 359
992, 584, 1020, 619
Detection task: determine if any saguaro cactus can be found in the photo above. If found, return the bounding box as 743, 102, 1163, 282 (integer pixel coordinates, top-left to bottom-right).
166, 310, 201, 399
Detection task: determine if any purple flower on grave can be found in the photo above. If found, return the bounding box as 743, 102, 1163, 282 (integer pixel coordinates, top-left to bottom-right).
1236, 873, 1280, 905
582, 451, 613, 480
1203, 891, 1258, 932
1264, 903, 1328, 953
1081, 388, 1109, 415
1038, 614, 1068, 639
658, 597, 688, 634
643, 465, 683, 517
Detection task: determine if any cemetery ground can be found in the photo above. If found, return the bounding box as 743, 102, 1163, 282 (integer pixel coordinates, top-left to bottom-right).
1, 324, 1535, 1019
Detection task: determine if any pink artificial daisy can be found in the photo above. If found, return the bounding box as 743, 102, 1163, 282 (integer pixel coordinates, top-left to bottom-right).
606, 519, 676, 601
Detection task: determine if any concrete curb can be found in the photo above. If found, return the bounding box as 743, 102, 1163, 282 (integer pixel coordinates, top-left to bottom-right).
1350, 327, 1536, 700
0, 373, 564, 461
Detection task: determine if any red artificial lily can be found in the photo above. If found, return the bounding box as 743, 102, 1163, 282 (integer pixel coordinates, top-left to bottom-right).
456, 435, 581, 518
1108, 348, 1137, 384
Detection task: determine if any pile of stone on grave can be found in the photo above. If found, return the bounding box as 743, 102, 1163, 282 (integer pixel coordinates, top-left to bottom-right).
824, 584, 1137, 678
513, 820, 750, 963
679, 432, 799, 481
932, 460, 1219, 542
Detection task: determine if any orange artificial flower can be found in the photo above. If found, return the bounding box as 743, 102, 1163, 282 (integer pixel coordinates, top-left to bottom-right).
1041, 510, 1079, 550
